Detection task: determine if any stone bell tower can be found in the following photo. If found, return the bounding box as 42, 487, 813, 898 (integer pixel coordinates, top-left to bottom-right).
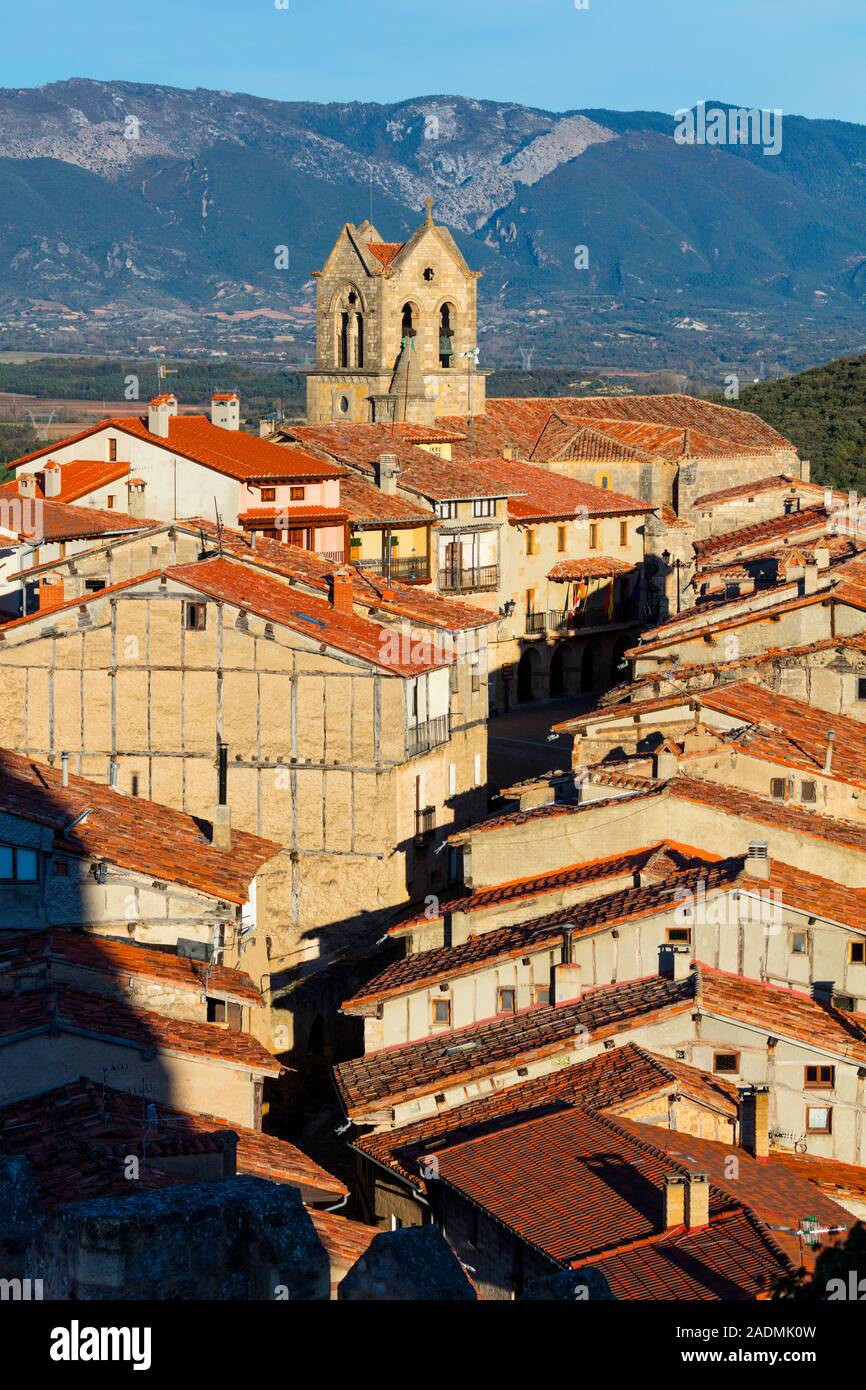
305, 197, 486, 425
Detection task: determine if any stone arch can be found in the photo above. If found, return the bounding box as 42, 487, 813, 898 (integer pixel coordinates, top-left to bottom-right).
517, 646, 542, 703
329, 284, 367, 369
438, 300, 457, 367
401, 300, 421, 344
549, 641, 581, 698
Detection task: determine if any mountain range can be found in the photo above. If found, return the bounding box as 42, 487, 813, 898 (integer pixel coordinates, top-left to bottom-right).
1, 79, 865, 376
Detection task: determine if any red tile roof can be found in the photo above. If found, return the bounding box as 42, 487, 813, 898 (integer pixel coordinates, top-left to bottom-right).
548, 557, 638, 581
334, 972, 695, 1119
367, 241, 405, 270
165, 555, 453, 675
20, 500, 155, 543
10, 417, 343, 485
453, 456, 648, 522
0, 985, 282, 1073
696, 964, 866, 1066
693, 475, 832, 508
0, 747, 280, 904
338, 471, 435, 526
693, 505, 832, 562
670, 775, 866, 855
238, 505, 348, 524
0, 459, 130, 503
35, 930, 262, 1004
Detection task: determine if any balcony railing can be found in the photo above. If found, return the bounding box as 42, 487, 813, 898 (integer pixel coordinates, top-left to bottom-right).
407, 714, 451, 759
548, 601, 641, 633
438, 565, 499, 593
414, 805, 436, 845
525, 610, 547, 636
318, 550, 345, 564
356, 556, 431, 582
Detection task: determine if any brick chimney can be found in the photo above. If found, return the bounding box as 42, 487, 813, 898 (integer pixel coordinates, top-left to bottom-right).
663, 1174, 686, 1228
38, 575, 65, 612
211, 393, 240, 431
17, 472, 37, 501
739, 1085, 770, 1161
684, 1172, 710, 1229
126, 478, 147, 519
147, 395, 177, 439
42, 462, 61, 499
330, 567, 354, 614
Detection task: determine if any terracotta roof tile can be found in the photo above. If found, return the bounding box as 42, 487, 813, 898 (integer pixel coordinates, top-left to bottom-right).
0, 459, 130, 503
697, 964, 866, 1065
548, 557, 638, 581
0, 747, 280, 904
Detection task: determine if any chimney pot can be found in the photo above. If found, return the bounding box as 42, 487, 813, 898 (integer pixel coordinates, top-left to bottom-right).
43, 462, 61, 499
376, 453, 400, 495
745, 840, 770, 880
552, 960, 581, 1007
684, 1171, 710, 1229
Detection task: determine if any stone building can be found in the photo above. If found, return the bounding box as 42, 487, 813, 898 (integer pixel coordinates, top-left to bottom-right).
306, 199, 485, 425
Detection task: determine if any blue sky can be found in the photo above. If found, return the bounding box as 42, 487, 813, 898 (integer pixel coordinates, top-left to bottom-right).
2, 0, 864, 124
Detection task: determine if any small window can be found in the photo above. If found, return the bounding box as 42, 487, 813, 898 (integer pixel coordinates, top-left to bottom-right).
589, 523, 599, 549
290, 486, 305, 501
805, 1065, 835, 1088
619, 521, 628, 547
834, 993, 856, 1013
789, 929, 808, 955
858, 676, 866, 702
106, 495, 115, 510
130, 773, 140, 798
473, 498, 494, 518
52, 859, 69, 877
470, 660, 480, 694
108, 438, 117, 462
207, 998, 227, 1024
423, 267, 435, 283
713, 1052, 740, 1074
0, 845, 38, 882
525, 529, 536, 557
784, 497, 800, 514
261, 487, 277, 502
185, 602, 207, 631
498, 987, 516, 1014
84, 579, 106, 593
436, 501, 457, 520
338, 396, 350, 415
667, 926, 691, 944
770, 777, 786, 801
533, 984, 551, 1007
801, 781, 817, 805
557, 526, 567, 553
432, 998, 451, 1026
597, 475, 610, 491
806, 1106, 832, 1134
849, 941, 866, 965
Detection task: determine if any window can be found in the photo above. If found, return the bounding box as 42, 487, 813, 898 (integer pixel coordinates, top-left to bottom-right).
338, 395, 350, 415
436, 501, 457, 520
619, 521, 628, 547
784, 497, 800, 514
448, 763, 456, 796
805, 1065, 835, 1088
789, 929, 808, 955
106, 495, 115, 509
84, 579, 105, 593
596, 474, 610, 491
533, 984, 551, 1007
849, 941, 866, 965
589, 523, 599, 549
859, 676, 866, 701
432, 998, 451, 1026
473, 498, 494, 518
525, 529, 536, 556
470, 659, 480, 693
806, 1106, 832, 1134
557, 526, 567, 553
185, 602, 207, 631
290, 486, 305, 501
801, 780, 817, 805
713, 1052, 740, 1074
423, 267, 435, 282
130, 773, 140, 797
108, 438, 117, 462
260, 487, 277, 502
498, 987, 516, 1014
770, 777, 786, 801
667, 926, 691, 944
207, 998, 227, 1024
52, 859, 69, 877
0, 845, 38, 882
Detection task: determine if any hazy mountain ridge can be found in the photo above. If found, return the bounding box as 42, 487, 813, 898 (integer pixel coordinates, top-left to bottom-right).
0, 80, 865, 372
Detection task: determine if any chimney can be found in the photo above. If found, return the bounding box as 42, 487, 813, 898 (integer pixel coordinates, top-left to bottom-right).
126, 479, 147, 519
653, 743, 679, 779
211, 742, 231, 850
17, 472, 37, 501
684, 1172, 710, 1229
813, 545, 830, 571
824, 730, 835, 774
659, 943, 691, 981
38, 575, 65, 613
376, 453, 400, 495
803, 557, 819, 595
740, 1085, 770, 1161
42, 462, 61, 499
147, 395, 177, 439
61, 751, 70, 789
663, 1174, 686, 1229
745, 840, 770, 880
330, 567, 354, 614
552, 941, 581, 1006
211, 393, 240, 431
